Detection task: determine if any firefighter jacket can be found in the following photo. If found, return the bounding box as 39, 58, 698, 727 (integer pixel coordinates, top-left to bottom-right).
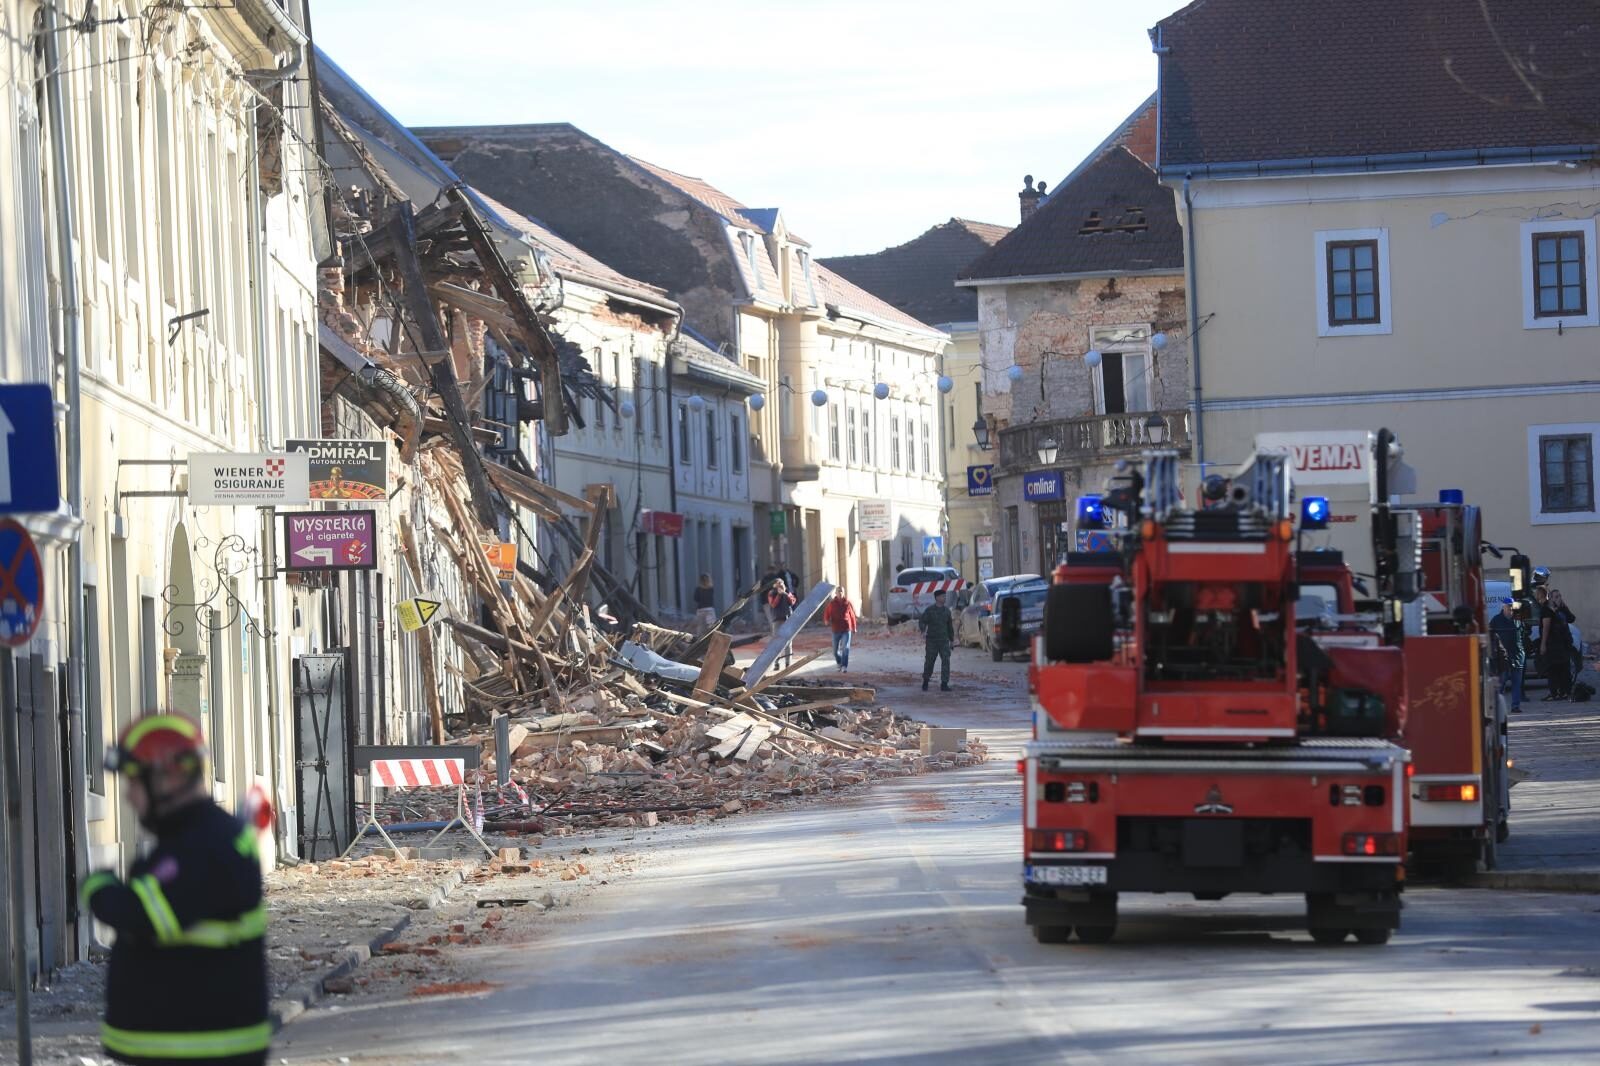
81, 798, 269, 1065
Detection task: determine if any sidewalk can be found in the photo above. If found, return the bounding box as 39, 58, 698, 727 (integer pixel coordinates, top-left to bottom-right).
1473, 659, 1600, 891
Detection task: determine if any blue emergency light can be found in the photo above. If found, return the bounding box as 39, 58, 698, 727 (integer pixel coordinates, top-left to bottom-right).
1301, 496, 1330, 530
1076, 494, 1107, 529
1439, 488, 1464, 505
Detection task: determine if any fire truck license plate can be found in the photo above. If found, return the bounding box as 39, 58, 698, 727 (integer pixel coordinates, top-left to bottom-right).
1026, 865, 1107, 886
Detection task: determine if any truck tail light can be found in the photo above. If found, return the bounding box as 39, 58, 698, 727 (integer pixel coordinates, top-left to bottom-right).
1423, 783, 1478, 802
1341, 832, 1402, 857
1030, 829, 1088, 852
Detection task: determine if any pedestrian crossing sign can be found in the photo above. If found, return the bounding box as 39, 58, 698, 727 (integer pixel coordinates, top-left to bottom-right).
396, 598, 442, 632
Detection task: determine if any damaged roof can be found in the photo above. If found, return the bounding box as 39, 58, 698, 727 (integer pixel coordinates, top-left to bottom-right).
957, 145, 1182, 284
819, 218, 1011, 328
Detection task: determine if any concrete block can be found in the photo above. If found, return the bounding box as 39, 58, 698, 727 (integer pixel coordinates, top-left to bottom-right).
920, 726, 966, 756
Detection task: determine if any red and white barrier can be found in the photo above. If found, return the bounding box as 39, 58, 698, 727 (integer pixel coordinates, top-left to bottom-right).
371, 757, 466, 789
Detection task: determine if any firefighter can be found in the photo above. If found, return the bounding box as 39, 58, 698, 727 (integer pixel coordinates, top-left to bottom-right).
82, 713, 270, 1065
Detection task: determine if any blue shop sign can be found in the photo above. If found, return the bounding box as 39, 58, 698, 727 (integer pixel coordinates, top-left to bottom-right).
966, 465, 994, 497
1023, 470, 1066, 502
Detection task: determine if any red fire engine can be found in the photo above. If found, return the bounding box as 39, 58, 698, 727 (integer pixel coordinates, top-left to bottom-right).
1024, 443, 1411, 944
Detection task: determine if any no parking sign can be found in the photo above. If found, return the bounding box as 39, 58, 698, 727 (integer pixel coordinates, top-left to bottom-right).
0, 518, 44, 647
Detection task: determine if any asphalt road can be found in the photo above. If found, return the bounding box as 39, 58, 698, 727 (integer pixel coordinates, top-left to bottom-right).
275, 634, 1600, 1066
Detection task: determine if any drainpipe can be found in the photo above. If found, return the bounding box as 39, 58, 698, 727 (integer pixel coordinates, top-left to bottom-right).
42, 1, 91, 954
1181, 173, 1205, 474
245, 101, 288, 856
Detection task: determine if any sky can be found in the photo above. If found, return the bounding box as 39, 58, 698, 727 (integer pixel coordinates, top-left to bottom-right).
311, 0, 1184, 257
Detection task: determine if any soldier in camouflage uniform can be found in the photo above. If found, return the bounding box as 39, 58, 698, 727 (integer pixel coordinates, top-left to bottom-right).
919, 589, 955, 692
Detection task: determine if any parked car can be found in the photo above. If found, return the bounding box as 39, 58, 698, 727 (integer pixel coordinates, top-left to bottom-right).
985, 582, 1050, 661
955, 574, 1046, 648
887, 566, 964, 624
1485, 578, 1584, 686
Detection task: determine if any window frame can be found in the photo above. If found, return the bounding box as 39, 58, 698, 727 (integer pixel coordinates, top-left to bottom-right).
1313, 228, 1392, 337
1324, 238, 1382, 326
1521, 219, 1599, 330
1527, 422, 1600, 524
1539, 433, 1594, 514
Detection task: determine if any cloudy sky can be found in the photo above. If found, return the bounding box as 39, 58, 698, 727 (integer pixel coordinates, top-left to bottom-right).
312, 0, 1183, 256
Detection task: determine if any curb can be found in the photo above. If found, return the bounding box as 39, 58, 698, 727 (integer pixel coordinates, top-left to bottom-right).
1466, 868, 1600, 894
269, 865, 470, 1028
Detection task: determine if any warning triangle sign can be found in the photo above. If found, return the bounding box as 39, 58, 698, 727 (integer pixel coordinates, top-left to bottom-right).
415, 599, 441, 624
396, 598, 444, 632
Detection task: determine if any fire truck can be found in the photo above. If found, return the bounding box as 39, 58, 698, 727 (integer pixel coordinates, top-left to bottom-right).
1257, 431, 1513, 875
1022, 444, 1412, 945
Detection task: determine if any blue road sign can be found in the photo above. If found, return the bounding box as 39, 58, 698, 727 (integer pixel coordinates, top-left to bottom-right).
0, 384, 60, 514
1075, 529, 1114, 553
922, 535, 944, 556
0, 518, 45, 647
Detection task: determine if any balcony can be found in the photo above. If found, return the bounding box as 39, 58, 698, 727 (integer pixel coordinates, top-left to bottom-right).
998, 409, 1192, 470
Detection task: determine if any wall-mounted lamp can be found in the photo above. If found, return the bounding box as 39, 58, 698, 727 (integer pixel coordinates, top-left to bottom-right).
972, 416, 991, 451
1036, 436, 1060, 465
1144, 413, 1167, 445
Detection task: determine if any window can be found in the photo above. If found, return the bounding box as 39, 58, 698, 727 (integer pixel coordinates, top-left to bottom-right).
861, 410, 873, 467
117, 36, 140, 282
649, 363, 662, 437
740, 231, 764, 291
906, 417, 916, 473
828, 401, 840, 461
140, 596, 159, 710
632, 356, 644, 437
922, 418, 932, 473
780, 374, 794, 437
88, 28, 110, 263
946, 402, 955, 455
1089, 325, 1154, 415
84, 587, 104, 794
209, 622, 226, 782
154, 76, 176, 301
593, 349, 606, 430
1314, 228, 1392, 336
706, 406, 719, 469
1540, 434, 1593, 513
677, 403, 692, 465
1325, 240, 1380, 325
729, 413, 743, 473
891, 416, 902, 470
1533, 232, 1586, 318
847, 405, 858, 464
1522, 220, 1599, 329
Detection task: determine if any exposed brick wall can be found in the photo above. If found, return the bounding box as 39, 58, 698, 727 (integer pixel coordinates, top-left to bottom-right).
976, 272, 1189, 427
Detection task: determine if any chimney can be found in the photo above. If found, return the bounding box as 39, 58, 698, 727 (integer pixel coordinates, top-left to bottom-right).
1019, 175, 1047, 222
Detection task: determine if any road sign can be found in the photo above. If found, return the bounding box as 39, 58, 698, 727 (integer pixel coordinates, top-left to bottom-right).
966, 464, 993, 497
287, 439, 388, 500
281, 510, 377, 571
0, 519, 44, 647
396, 598, 442, 632
769, 510, 787, 536
482, 541, 517, 581
922, 535, 944, 556
1075, 529, 1114, 552
859, 500, 893, 541
190, 452, 310, 506
0, 384, 60, 514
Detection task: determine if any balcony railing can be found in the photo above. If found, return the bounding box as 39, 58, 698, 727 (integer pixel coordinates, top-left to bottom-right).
998, 409, 1192, 469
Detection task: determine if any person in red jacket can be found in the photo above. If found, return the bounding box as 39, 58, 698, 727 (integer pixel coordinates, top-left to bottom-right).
824, 586, 858, 673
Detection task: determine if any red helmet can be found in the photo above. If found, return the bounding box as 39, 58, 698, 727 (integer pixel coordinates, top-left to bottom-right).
106, 713, 206, 778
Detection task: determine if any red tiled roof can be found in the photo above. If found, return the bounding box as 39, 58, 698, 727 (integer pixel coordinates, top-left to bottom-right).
1155, 0, 1600, 168
813, 261, 947, 336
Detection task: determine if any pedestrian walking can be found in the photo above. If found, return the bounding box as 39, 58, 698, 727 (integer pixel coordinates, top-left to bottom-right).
1541, 587, 1578, 700
1489, 596, 1526, 713
758, 563, 784, 626
693, 573, 717, 637
766, 579, 797, 670
824, 586, 858, 672
84, 713, 270, 1065
919, 588, 955, 691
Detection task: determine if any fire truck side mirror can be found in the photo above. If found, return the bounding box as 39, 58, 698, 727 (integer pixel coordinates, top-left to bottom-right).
1509, 554, 1532, 594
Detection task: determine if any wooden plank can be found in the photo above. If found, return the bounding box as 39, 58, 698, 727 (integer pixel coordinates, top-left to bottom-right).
733, 724, 776, 762
693, 631, 734, 699
769, 697, 846, 717
705, 713, 757, 742
710, 729, 751, 760
736, 650, 824, 702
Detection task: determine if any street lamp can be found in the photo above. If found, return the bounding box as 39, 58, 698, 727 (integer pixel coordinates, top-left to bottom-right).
1036, 435, 1059, 465
1144, 413, 1167, 446
972, 416, 991, 451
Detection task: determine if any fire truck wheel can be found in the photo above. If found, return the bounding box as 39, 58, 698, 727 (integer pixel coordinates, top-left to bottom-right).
1353, 927, 1392, 946
1073, 924, 1116, 944
1310, 927, 1351, 945
1031, 924, 1073, 945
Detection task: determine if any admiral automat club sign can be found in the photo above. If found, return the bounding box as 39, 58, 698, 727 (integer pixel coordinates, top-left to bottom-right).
1023, 470, 1066, 502
188, 452, 310, 506
286, 438, 388, 501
